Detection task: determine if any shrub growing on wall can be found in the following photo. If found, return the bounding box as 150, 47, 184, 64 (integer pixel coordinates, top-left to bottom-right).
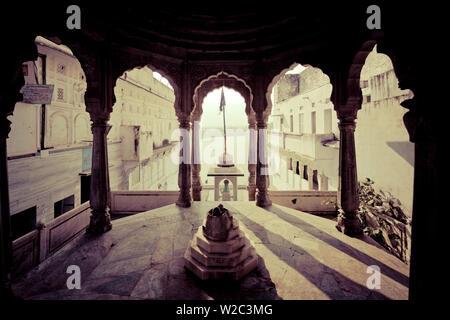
323, 177, 411, 263
357, 178, 411, 263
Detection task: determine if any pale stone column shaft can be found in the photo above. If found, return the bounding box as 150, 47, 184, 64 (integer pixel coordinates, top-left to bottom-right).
176, 118, 192, 207
191, 120, 202, 201
247, 123, 257, 201
256, 119, 272, 207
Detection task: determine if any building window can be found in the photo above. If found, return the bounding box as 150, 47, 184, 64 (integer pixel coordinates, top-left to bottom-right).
11, 206, 37, 240
313, 170, 319, 190
289, 158, 293, 170
311, 111, 316, 134
361, 80, 369, 88
290, 115, 294, 133
54, 195, 75, 218
299, 113, 304, 134
303, 165, 308, 180
80, 175, 91, 204
324, 109, 332, 133
366, 95, 371, 103
57, 88, 64, 101
295, 161, 300, 175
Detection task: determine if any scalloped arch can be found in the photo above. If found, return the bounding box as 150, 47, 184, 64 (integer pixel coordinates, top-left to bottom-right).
192, 71, 255, 123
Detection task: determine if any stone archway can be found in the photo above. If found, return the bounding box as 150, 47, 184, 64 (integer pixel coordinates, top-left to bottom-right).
190, 72, 256, 201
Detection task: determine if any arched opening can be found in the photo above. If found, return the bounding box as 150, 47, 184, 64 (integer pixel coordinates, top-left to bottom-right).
355, 44, 414, 263
218, 178, 234, 201
191, 72, 254, 202
267, 62, 338, 193
111, 66, 179, 192
6, 36, 90, 235
198, 87, 247, 201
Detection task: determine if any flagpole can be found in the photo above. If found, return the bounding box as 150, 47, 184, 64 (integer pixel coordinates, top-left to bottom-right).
222, 89, 227, 157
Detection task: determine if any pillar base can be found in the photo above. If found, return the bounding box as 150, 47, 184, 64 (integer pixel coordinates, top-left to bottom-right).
256, 192, 272, 207
87, 210, 112, 234
336, 210, 363, 236
192, 185, 202, 201
176, 193, 192, 208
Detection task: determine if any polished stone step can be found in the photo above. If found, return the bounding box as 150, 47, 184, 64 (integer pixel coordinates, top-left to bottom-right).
190, 238, 254, 267
184, 248, 258, 281
195, 228, 246, 254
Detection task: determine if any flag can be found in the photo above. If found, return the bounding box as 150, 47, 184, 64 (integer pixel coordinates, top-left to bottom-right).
219, 87, 226, 112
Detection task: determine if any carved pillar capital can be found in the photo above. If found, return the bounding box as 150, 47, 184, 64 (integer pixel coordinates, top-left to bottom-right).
255, 113, 268, 129
178, 115, 191, 130
335, 100, 359, 124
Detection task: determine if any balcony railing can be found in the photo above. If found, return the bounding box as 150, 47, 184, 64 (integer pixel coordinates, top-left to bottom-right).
269, 190, 337, 215
110, 190, 179, 215
12, 201, 91, 278
11, 189, 336, 278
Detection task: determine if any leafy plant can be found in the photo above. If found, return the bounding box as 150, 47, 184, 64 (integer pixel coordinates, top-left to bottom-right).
357, 178, 410, 262
358, 178, 409, 224
322, 177, 411, 262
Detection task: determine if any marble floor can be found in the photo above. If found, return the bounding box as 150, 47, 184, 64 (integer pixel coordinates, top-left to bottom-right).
12, 201, 409, 300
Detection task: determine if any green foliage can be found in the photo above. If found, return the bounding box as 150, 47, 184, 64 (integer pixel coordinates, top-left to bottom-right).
358, 178, 410, 263
321, 177, 411, 262
358, 178, 409, 224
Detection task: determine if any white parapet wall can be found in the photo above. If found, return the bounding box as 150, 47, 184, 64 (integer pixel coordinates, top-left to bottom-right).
12, 201, 91, 278
110, 190, 180, 215
269, 190, 337, 215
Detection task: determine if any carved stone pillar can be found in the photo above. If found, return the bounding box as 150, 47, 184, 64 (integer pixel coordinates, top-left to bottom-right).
176, 116, 192, 207
256, 115, 272, 207
247, 122, 257, 201
335, 106, 362, 236
86, 116, 112, 234
191, 118, 201, 201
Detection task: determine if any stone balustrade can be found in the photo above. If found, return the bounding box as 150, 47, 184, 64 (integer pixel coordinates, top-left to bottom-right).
11, 201, 91, 278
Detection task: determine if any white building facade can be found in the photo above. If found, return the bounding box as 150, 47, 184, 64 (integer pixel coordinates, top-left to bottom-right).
7, 37, 178, 239
268, 47, 414, 216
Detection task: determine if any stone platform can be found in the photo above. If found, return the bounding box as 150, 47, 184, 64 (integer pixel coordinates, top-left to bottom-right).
11, 201, 410, 300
